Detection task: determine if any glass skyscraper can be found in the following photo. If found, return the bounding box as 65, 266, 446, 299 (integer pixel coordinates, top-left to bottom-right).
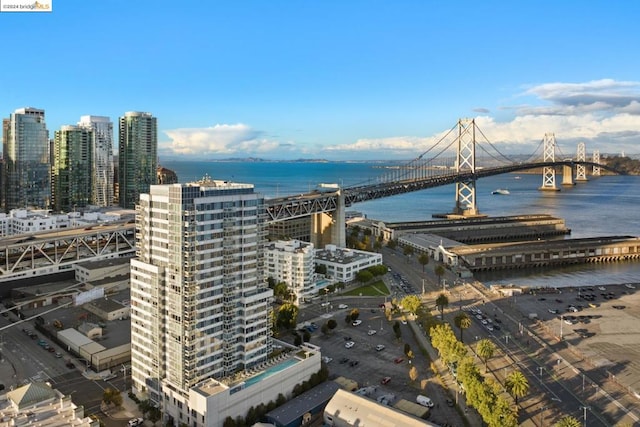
118, 112, 157, 209
2, 107, 50, 211
52, 125, 93, 212
78, 115, 114, 207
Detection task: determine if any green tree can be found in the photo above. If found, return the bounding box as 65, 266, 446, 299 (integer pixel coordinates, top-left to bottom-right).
102, 388, 122, 407
434, 264, 446, 287
386, 239, 397, 250
435, 293, 449, 320
349, 308, 360, 322
327, 319, 337, 330
454, 312, 472, 343
403, 245, 414, 257
373, 240, 382, 252
401, 295, 421, 315
273, 282, 289, 301
276, 303, 299, 330
476, 339, 496, 373
555, 416, 582, 427
418, 253, 430, 272
356, 270, 373, 283
393, 321, 402, 341
505, 370, 529, 405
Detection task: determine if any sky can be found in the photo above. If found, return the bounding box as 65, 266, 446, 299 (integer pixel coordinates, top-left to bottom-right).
1, 1, 640, 161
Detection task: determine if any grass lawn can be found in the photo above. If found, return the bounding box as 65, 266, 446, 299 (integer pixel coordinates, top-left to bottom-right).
342, 280, 390, 296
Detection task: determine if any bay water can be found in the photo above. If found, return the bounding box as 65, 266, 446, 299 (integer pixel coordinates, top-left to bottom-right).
162, 160, 640, 288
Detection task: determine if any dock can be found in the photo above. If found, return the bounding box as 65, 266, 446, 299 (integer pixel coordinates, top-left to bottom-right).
450, 235, 640, 271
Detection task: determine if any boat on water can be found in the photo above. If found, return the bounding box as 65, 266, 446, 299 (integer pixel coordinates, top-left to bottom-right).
492, 189, 510, 195
514, 176, 521, 180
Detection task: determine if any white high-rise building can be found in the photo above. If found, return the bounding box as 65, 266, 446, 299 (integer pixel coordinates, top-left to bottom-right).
78, 115, 114, 207
265, 240, 316, 305
130, 178, 280, 424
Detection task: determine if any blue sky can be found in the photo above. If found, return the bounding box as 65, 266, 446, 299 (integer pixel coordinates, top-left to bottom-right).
1, 1, 639, 160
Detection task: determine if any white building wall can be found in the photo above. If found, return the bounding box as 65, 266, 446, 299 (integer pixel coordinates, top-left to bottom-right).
131, 180, 277, 425
265, 240, 315, 305
314, 247, 383, 282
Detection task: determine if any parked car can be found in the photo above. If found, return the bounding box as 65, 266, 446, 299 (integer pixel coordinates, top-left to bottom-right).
380, 376, 391, 385
375, 344, 385, 351
394, 357, 404, 364
338, 304, 348, 309
416, 395, 434, 408
345, 341, 355, 349
128, 418, 144, 427
352, 320, 362, 326
367, 330, 377, 336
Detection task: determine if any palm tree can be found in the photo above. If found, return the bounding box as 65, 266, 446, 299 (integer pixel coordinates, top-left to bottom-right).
418, 253, 429, 272
454, 312, 472, 343
434, 264, 445, 288
435, 293, 449, 320
476, 338, 496, 373
505, 370, 529, 405
555, 415, 581, 427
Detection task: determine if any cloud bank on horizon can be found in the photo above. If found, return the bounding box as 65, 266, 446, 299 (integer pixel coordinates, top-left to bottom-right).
161, 79, 640, 160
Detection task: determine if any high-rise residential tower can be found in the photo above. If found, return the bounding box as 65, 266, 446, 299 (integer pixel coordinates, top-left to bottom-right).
2, 107, 50, 211
118, 111, 157, 209
130, 179, 274, 414
51, 125, 93, 212
78, 115, 114, 207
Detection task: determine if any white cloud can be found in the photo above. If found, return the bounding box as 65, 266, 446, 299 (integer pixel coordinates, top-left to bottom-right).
164, 123, 263, 155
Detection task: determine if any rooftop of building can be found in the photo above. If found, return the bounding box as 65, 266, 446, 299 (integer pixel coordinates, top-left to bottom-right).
0, 382, 96, 426
76, 257, 132, 271
265, 381, 340, 426
266, 240, 313, 253
400, 233, 464, 249
383, 214, 565, 230
450, 235, 639, 256
314, 246, 380, 265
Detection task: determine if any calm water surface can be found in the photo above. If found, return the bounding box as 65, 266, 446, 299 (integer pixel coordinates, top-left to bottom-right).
162, 160, 640, 288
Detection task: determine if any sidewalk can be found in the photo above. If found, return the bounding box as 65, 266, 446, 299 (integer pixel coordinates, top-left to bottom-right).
102, 392, 143, 421
407, 320, 483, 427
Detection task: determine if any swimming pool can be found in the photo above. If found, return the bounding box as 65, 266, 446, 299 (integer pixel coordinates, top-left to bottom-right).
244, 358, 298, 387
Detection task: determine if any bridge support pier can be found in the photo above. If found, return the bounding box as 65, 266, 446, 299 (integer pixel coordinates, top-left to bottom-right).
310, 189, 346, 248
562, 165, 575, 186
539, 133, 560, 192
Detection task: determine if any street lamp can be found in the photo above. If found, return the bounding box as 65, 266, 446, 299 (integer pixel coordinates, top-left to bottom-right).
580, 406, 589, 427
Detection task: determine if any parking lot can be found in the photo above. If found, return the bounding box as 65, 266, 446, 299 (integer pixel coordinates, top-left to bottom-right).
296, 303, 459, 424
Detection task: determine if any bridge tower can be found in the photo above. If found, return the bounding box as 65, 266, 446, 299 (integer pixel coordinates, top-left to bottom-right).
539, 133, 561, 191
311, 187, 346, 248
453, 118, 479, 216
592, 150, 601, 176
575, 142, 588, 182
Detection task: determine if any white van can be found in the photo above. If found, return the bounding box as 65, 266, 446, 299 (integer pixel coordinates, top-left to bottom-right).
416, 395, 434, 408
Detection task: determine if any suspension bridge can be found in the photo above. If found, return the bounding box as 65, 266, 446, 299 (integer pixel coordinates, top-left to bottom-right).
265, 119, 622, 247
